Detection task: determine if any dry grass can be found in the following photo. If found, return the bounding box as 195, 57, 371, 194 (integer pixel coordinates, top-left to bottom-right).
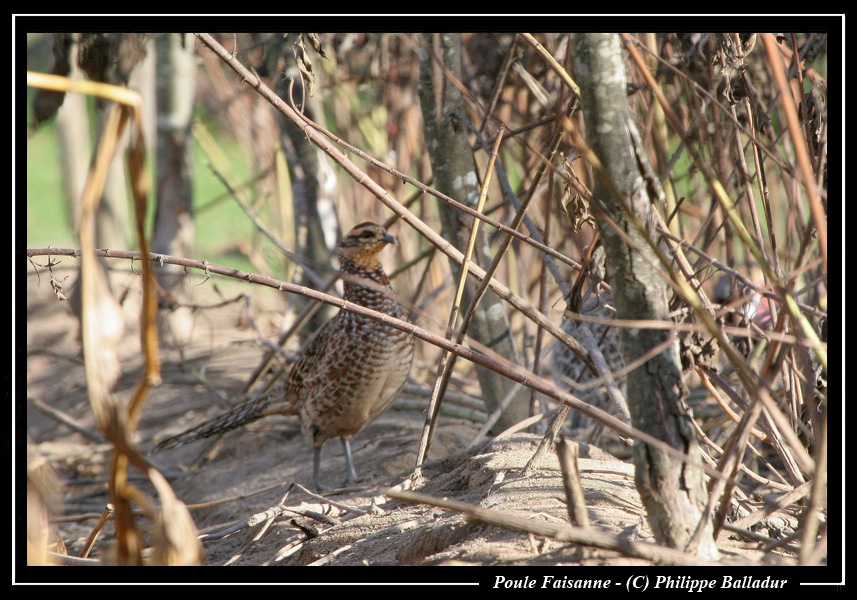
24, 32, 829, 570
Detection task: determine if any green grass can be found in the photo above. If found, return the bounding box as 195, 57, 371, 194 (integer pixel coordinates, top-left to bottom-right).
25, 110, 285, 282
26, 124, 75, 249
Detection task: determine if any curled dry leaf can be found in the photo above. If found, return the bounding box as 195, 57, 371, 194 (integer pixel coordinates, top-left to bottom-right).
679, 328, 719, 372
293, 34, 316, 97
82, 260, 124, 394
305, 32, 328, 59
559, 153, 594, 232
147, 469, 204, 566
27, 441, 61, 566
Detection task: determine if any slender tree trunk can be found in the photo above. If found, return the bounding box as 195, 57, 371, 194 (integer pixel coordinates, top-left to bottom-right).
272, 34, 338, 336
419, 33, 528, 431
573, 33, 719, 560
152, 33, 197, 344
54, 34, 90, 235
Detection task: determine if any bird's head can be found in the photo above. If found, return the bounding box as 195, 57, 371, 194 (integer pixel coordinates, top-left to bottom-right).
337, 222, 398, 270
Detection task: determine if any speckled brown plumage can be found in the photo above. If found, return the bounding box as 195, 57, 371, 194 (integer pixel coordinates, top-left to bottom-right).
550, 247, 626, 440
155, 222, 415, 490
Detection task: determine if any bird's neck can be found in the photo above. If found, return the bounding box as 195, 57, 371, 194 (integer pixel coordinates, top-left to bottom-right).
339, 258, 391, 296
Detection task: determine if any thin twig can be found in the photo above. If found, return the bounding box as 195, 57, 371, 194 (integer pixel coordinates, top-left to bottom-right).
26, 246, 756, 490
415, 126, 504, 473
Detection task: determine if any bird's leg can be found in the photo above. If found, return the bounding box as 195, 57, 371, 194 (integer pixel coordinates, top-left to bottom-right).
341, 438, 359, 484
312, 446, 324, 492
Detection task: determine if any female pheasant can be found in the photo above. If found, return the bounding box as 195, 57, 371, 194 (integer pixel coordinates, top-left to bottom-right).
155, 222, 415, 491
550, 246, 628, 441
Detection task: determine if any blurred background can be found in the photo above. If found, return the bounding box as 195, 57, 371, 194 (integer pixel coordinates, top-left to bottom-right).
24, 33, 829, 553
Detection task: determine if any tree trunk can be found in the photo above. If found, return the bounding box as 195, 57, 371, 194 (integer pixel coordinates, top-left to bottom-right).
54, 34, 90, 235
272, 34, 339, 337
152, 33, 197, 344
418, 33, 528, 431
572, 33, 719, 560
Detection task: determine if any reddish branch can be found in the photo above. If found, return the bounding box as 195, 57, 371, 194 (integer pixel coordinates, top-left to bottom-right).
26, 246, 749, 490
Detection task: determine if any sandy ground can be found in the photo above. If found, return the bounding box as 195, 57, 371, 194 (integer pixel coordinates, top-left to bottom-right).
24, 265, 784, 574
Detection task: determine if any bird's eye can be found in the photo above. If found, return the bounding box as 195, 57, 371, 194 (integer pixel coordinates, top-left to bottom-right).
360, 230, 376, 239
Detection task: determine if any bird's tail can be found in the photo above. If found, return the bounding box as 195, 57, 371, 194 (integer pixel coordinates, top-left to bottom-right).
153, 391, 284, 452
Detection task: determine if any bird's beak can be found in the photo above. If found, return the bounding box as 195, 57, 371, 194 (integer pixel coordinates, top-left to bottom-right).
383, 231, 398, 246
